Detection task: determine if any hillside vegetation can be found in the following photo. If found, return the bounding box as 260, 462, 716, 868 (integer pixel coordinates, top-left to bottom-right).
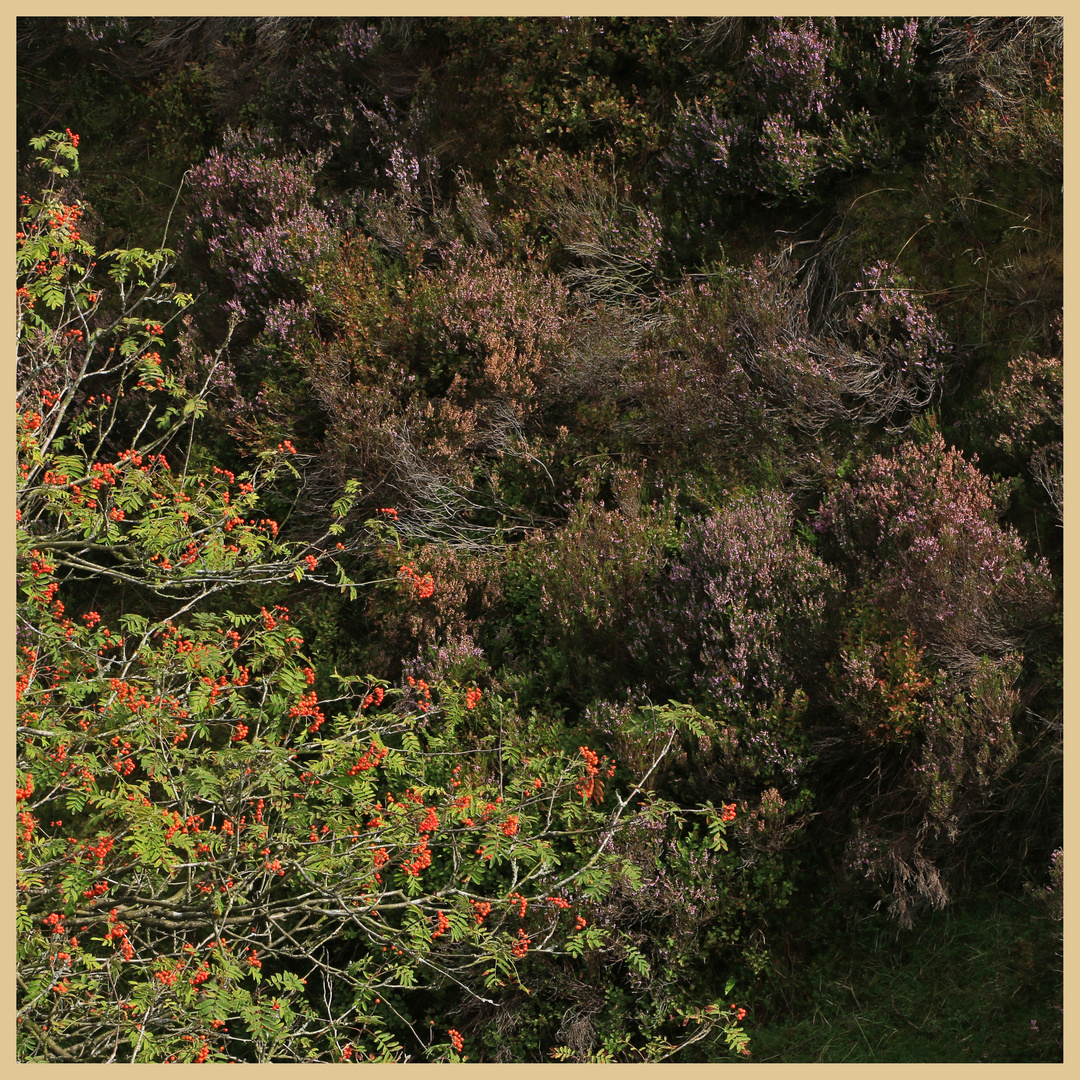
16, 16, 1062, 1062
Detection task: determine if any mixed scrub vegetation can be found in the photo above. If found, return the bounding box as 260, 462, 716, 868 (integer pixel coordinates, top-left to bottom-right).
16, 16, 1063, 1062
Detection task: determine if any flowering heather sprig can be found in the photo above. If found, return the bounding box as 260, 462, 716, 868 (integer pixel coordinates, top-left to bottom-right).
982, 352, 1062, 470
261, 19, 381, 134
744, 19, 836, 122
850, 260, 947, 377
880, 18, 919, 72
662, 18, 918, 203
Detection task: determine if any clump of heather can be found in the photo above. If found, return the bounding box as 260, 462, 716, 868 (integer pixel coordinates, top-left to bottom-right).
256, 19, 383, 156
501, 149, 666, 309
297, 231, 570, 542
184, 128, 337, 334
983, 352, 1063, 460
731, 254, 948, 431
405, 631, 489, 690
663, 17, 924, 207
636, 490, 840, 714
847, 260, 947, 380
816, 427, 1056, 924
816, 427, 1055, 669
979, 350, 1063, 520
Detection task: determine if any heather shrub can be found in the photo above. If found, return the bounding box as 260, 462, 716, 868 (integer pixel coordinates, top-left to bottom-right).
826, 606, 1024, 799
837, 651, 1025, 928
359, 162, 503, 264
423, 18, 683, 184
663, 17, 927, 209
418, 239, 569, 462
609, 251, 948, 486
729, 254, 947, 432
842, 259, 947, 397
184, 128, 336, 335
983, 353, 1062, 461
636, 490, 840, 715
549, 302, 647, 427
498, 149, 665, 311
980, 352, 1063, 521
816, 427, 1055, 671
1026, 847, 1063, 927
622, 275, 774, 471
817, 426, 1056, 925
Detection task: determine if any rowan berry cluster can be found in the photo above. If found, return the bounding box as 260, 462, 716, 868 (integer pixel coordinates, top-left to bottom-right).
362, 685, 385, 710
402, 837, 433, 876
431, 910, 450, 940
398, 563, 435, 599
575, 745, 615, 803
348, 742, 388, 775
510, 928, 532, 958
406, 675, 433, 711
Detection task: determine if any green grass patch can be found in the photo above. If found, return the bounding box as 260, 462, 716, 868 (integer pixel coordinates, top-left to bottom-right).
750, 890, 1062, 1062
